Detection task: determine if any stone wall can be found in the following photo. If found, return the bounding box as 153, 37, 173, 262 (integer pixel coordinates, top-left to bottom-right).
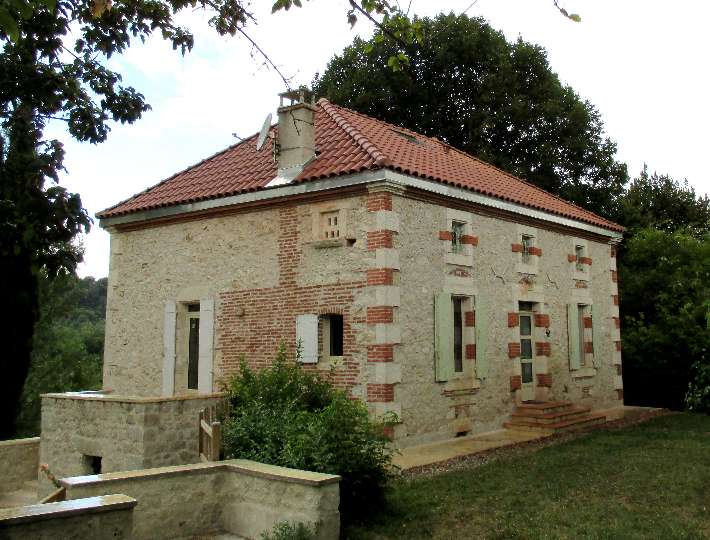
61, 460, 341, 540
391, 194, 621, 447
39, 392, 221, 497
0, 437, 40, 493
0, 494, 136, 540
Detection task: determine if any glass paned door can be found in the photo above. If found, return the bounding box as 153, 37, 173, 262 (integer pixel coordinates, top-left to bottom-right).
520, 312, 535, 401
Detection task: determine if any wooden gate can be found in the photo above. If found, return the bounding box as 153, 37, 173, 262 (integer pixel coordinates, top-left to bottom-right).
199, 399, 231, 463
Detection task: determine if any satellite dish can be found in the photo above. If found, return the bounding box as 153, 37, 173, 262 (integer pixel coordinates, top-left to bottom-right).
256, 113, 272, 151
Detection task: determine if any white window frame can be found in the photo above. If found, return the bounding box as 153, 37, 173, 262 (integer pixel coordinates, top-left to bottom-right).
445, 208, 474, 267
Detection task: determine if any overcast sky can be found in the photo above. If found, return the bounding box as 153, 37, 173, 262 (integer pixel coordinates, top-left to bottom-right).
45, 0, 710, 279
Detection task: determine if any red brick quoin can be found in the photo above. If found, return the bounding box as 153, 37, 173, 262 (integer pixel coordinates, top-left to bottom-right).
508, 313, 520, 327
535, 342, 551, 356
367, 383, 395, 402
584, 342, 594, 354
511, 243, 523, 253
536, 373, 552, 387
465, 311, 475, 327
534, 314, 550, 328
366, 268, 394, 286
528, 247, 542, 257
465, 344, 477, 359
439, 230, 453, 241
510, 375, 522, 391
367, 306, 394, 325
508, 343, 521, 358
367, 230, 394, 250
367, 344, 394, 363
366, 192, 392, 212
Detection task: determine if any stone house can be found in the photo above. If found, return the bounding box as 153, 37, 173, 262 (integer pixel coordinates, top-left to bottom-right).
95, 89, 624, 448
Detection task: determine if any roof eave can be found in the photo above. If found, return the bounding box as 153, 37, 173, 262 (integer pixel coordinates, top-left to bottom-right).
99, 169, 623, 240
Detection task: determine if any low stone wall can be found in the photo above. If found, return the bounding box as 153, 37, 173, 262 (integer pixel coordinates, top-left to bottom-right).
39, 392, 222, 497
0, 438, 40, 493
0, 494, 136, 540
61, 459, 341, 540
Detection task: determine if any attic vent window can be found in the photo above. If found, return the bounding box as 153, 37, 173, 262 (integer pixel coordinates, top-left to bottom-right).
322, 211, 340, 239
389, 129, 428, 147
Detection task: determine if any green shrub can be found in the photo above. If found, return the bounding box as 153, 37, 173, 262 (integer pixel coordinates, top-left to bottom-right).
260, 521, 315, 540
220, 344, 397, 525
686, 353, 710, 413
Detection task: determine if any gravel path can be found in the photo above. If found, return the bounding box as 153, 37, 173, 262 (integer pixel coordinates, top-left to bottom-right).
401, 408, 674, 480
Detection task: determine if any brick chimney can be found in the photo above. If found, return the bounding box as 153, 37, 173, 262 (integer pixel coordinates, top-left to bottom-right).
270, 88, 316, 186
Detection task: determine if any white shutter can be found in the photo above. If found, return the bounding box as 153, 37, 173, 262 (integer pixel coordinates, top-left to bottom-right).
198, 299, 215, 394
296, 314, 319, 363
434, 292, 454, 382
162, 301, 177, 397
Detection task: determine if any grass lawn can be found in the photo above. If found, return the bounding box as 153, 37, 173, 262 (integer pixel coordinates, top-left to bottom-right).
344, 413, 710, 540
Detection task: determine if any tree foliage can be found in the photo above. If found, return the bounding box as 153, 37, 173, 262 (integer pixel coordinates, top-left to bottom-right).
616, 169, 710, 411
220, 344, 397, 525
13, 273, 106, 438
313, 13, 626, 218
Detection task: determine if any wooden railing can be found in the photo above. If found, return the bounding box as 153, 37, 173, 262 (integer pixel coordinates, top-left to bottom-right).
41, 487, 66, 504
199, 398, 230, 463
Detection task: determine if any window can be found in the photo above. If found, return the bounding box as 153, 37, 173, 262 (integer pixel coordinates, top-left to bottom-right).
453, 298, 464, 373
575, 245, 585, 272
519, 303, 534, 385
187, 304, 200, 390
296, 313, 344, 364
567, 303, 600, 372
324, 314, 344, 357
522, 235, 533, 264
577, 305, 586, 367
435, 293, 483, 381
163, 300, 214, 397
451, 221, 465, 254
322, 211, 340, 239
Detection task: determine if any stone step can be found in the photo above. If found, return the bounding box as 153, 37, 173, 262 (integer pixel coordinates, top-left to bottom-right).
504, 412, 607, 435
510, 407, 592, 425
515, 401, 574, 416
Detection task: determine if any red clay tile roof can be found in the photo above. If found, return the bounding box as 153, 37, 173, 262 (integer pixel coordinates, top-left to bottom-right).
98, 98, 624, 233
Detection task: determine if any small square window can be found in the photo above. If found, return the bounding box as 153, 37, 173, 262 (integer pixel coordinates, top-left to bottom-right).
451, 221, 465, 254
321, 211, 340, 239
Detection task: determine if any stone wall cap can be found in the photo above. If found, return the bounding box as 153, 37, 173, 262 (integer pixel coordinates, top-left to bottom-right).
0, 494, 137, 525
40, 392, 224, 403
60, 459, 341, 489
0, 436, 40, 447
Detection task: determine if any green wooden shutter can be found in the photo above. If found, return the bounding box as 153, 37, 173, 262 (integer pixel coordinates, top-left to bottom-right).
567, 303, 580, 371
474, 295, 488, 379
434, 292, 454, 382
591, 304, 602, 368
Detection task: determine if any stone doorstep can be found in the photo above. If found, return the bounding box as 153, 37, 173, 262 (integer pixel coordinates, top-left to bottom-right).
509, 407, 592, 425
515, 401, 574, 416
503, 412, 608, 435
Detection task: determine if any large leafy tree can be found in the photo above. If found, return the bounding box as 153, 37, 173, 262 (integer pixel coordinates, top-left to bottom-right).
615, 169, 710, 410
0, 0, 275, 440
14, 273, 107, 437
313, 13, 627, 218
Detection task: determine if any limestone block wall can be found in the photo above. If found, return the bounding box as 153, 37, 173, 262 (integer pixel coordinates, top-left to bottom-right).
0, 437, 40, 493
60, 460, 341, 540
39, 392, 221, 497
0, 495, 136, 540
391, 193, 621, 447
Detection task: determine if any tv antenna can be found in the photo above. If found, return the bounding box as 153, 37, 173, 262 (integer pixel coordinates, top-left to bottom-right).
256, 113, 272, 151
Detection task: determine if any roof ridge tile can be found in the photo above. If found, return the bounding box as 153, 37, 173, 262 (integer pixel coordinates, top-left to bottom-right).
317, 98, 392, 168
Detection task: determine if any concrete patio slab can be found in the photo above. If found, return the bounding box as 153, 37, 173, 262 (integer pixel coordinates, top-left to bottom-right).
392, 405, 661, 470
